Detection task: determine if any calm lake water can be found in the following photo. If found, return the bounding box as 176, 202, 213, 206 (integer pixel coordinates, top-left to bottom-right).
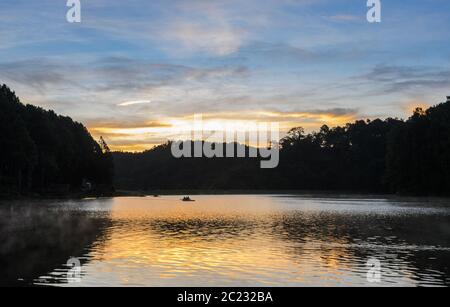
1, 195, 449, 287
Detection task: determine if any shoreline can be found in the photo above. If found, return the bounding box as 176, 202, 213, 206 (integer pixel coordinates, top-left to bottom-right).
2, 189, 450, 202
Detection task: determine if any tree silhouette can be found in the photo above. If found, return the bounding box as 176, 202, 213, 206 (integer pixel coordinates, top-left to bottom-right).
2, 83, 449, 197
113, 98, 450, 196
0, 84, 113, 197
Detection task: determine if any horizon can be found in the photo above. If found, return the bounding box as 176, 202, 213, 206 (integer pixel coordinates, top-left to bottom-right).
1, 0, 450, 151
1, 1, 450, 290
3, 82, 449, 154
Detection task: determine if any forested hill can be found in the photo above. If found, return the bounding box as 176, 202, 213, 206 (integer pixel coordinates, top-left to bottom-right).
0, 84, 113, 197
114, 98, 450, 196
2, 83, 449, 197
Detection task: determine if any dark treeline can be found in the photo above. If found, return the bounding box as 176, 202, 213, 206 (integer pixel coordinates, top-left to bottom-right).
2, 83, 449, 197
0, 85, 114, 197
114, 98, 450, 196
114, 142, 266, 191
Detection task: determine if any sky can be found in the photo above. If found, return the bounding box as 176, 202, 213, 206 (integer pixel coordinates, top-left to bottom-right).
1, 0, 450, 151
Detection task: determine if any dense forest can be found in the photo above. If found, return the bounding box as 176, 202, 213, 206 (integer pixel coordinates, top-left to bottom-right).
2, 83, 449, 197
0, 85, 114, 197
114, 98, 450, 196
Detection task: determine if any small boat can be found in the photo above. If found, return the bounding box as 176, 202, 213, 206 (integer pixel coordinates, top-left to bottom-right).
182, 196, 195, 202
153, 194, 160, 197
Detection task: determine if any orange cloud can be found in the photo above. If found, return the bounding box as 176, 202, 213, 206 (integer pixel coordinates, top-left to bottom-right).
87, 109, 358, 152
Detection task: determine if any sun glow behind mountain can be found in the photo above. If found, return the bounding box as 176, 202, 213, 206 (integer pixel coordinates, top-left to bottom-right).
1, 1, 449, 152
89, 110, 357, 152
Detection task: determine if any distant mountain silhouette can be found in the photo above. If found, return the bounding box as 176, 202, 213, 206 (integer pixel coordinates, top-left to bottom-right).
2, 83, 450, 197
114, 99, 450, 196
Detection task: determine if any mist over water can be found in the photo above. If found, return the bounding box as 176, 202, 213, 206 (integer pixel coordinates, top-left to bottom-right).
1, 195, 449, 287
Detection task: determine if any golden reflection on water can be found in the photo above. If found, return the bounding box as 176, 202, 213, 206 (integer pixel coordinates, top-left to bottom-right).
27, 195, 450, 287
65, 196, 356, 286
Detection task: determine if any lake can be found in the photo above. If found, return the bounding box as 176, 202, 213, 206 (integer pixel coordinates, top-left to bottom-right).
1, 195, 449, 287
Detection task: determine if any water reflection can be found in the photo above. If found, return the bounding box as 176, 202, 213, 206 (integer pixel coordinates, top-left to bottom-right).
272, 210, 450, 286
0, 195, 449, 286
0, 199, 113, 286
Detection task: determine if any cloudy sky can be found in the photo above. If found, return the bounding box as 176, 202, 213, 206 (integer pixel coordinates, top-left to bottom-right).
1, 0, 450, 151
